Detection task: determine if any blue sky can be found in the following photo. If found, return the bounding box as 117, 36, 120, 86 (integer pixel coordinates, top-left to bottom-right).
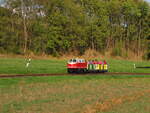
145, 0, 150, 2
0, 0, 4, 4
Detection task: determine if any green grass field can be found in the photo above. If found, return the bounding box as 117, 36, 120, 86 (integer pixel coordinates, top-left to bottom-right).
0, 58, 150, 74
0, 58, 66, 74
0, 58, 150, 113
0, 75, 150, 113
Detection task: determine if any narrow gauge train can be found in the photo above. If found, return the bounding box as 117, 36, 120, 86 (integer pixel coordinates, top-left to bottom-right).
67, 58, 108, 73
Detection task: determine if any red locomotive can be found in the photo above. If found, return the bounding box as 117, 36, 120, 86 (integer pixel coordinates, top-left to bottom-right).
67, 58, 108, 73
67, 59, 87, 73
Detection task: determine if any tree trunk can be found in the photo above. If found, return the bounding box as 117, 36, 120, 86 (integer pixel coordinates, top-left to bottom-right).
21, 0, 28, 54
23, 16, 28, 53
137, 19, 142, 56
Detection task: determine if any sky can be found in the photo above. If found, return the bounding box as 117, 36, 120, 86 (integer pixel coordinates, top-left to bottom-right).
145, 0, 150, 2
0, 0, 4, 5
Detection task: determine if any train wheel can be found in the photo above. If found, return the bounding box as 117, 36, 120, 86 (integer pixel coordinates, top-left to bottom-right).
83, 69, 87, 73
67, 69, 71, 73
76, 69, 79, 73
68, 69, 73, 73
81, 69, 85, 73
104, 70, 108, 72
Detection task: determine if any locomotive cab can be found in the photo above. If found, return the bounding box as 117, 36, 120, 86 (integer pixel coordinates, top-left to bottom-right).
67, 58, 87, 73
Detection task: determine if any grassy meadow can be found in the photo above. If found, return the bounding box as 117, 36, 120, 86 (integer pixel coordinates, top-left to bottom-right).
0, 58, 66, 74
0, 57, 150, 74
0, 58, 150, 113
1, 75, 150, 113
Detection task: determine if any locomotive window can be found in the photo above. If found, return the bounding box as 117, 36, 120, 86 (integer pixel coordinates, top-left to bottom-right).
68, 59, 77, 63
69, 59, 72, 62
73, 59, 76, 62
69, 59, 77, 63
69, 59, 85, 63
80, 59, 84, 62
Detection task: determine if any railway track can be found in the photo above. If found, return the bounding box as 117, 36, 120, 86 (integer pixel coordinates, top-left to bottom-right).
1, 72, 150, 78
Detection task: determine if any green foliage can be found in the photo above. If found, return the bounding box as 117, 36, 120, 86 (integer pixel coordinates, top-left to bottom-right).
111, 47, 122, 57
0, 0, 149, 57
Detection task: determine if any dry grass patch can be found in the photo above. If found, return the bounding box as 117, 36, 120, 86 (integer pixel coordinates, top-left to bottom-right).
83, 90, 150, 113
1, 77, 150, 113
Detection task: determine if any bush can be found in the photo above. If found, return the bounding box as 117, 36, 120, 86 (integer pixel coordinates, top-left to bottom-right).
144, 52, 150, 60
111, 47, 122, 56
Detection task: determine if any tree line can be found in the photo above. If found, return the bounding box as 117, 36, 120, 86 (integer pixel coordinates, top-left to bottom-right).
0, 0, 150, 59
